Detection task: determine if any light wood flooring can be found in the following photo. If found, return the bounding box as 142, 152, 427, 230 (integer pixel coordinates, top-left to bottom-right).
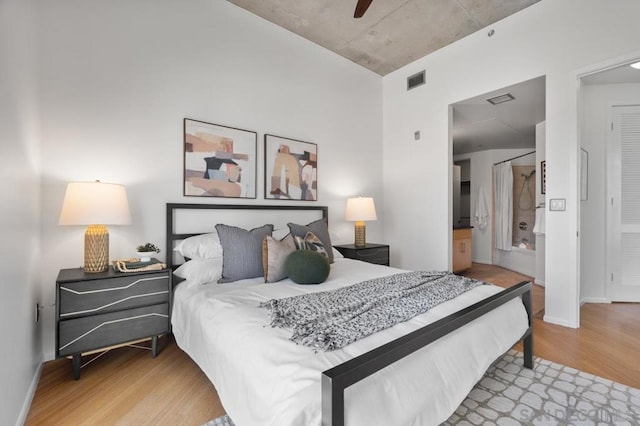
26, 264, 640, 425
462, 264, 640, 390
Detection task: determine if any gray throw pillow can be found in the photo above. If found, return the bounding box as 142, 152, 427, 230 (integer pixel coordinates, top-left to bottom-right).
288, 219, 333, 263
216, 223, 274, 283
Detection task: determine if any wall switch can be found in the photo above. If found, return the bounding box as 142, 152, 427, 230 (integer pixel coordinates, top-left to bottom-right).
414, 131, 420, 140
549, 198, 566, 211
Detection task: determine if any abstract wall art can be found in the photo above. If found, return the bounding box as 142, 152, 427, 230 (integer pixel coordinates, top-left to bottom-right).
264, 134, 317, 201
183, 118, 256, 198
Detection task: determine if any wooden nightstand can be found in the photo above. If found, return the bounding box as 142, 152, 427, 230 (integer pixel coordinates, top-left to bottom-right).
333, 243, 390, 266
55, 264, 171, 379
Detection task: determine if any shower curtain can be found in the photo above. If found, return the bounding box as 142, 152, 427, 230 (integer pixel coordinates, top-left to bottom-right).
493, 162, 513, 251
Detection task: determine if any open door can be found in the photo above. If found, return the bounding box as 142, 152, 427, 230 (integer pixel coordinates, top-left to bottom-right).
609, 105, 640, 301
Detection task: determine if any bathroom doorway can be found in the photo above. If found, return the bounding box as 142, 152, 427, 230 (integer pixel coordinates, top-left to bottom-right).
450, 76, 546, 283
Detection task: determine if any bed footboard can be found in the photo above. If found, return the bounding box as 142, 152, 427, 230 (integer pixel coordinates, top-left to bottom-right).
321, 281, 534, 426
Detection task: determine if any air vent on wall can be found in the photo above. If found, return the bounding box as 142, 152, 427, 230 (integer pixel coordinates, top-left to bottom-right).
486, 93, 515, 105
407, 70, 425, 90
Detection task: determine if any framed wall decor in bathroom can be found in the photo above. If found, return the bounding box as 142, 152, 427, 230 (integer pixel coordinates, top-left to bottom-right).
540, 160, 546, 194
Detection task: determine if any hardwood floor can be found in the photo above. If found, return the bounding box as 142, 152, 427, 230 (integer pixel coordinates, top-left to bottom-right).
25, 339, 224, 425
26, 264, 640, 425
460, 262, 545, 317
462, 263, 640, 389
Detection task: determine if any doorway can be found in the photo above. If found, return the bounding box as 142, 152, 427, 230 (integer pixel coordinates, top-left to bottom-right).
450, 76, 546, 283
609, 105, 640, 301
579, 60, 640, 303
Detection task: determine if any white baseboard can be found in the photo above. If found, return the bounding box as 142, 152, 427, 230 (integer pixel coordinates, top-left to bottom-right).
17, 357, 43, 426
543, 314, 579, 329
534, 279, 545, 286
580, 297, 608, 304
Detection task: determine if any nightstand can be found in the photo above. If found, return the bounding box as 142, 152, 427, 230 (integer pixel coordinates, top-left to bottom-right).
55, 264, 171, 379
333, 243, 390, 266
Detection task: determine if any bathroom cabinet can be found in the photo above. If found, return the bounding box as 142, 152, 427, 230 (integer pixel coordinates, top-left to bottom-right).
452, 228, 472, 272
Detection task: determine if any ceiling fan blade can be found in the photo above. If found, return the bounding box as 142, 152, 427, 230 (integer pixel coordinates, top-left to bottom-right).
354, 0, 373, 18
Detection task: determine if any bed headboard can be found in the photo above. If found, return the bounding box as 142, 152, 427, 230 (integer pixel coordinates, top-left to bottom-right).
166, 203, 329, 270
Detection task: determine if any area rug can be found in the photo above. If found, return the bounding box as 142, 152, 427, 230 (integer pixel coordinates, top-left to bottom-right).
203, 350, 640, 425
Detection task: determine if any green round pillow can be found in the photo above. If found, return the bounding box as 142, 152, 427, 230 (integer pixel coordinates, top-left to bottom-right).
285, 250, 330, 285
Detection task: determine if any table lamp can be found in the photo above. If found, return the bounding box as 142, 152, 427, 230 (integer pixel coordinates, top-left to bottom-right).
59, 181, 131, 273
345, 197, 377, 248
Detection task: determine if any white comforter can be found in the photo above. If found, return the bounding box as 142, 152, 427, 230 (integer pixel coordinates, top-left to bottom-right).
172, 259, 529, 426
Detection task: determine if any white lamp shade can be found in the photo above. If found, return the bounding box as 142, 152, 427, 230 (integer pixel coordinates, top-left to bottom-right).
345, 197, 377, 221
59, 181, 131, 225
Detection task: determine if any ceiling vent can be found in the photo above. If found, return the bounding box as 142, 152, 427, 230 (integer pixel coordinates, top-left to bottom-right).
407, 70, 425, 90
486, 93, 515, 105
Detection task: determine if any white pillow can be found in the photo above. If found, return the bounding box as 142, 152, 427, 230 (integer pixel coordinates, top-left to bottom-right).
174, 232, 223, 260
174, 258, 223, 285
332, 247, 344, 259
272, 228, 290, 240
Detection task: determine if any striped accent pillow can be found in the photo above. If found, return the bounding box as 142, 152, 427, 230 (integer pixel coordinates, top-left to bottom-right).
294, 231, 328, 258
215, 223, 274, 283
287, 219, 333, 263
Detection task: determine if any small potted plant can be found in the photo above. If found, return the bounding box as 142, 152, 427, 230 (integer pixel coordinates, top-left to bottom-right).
136, 243, 161, 262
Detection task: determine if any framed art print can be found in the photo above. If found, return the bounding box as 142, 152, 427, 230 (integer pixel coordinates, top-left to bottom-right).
183, 118, 257, 198
264, 134, 317, 201
541, 160, 546, 195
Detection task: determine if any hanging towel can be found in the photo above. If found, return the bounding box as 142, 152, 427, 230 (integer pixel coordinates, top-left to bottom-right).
474, 185, 489, 231
533, 206, 546, 235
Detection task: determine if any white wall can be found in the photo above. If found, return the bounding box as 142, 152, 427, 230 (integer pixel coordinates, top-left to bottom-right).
580, 83, 640, 302
0, 0, 43, 423
382, 0, 640, 328
36, 0, 383, 360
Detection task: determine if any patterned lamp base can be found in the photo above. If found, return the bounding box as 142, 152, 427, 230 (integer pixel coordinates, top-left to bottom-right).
84, 225, 109, 273
354, 221, 366, 248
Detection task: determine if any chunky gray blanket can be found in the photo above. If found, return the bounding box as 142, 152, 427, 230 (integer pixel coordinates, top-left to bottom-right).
260, 271, 484, 351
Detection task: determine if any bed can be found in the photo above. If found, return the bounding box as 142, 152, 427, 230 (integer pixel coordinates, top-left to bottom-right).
166, 203, 533, 426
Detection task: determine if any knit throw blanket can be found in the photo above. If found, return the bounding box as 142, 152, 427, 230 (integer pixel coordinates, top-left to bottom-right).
260, 271, 484, 351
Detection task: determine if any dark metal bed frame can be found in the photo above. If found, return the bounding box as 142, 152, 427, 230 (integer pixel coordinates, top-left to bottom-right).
165, 203, 328, 262
322, 281, 533, 426
166, 203, 534, 426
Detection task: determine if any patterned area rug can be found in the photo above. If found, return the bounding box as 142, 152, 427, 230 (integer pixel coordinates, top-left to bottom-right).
204, 415, 234, 426
203, 350, 640, 426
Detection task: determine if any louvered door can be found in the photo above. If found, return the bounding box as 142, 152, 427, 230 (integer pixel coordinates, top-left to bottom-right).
609, 105, 640, 301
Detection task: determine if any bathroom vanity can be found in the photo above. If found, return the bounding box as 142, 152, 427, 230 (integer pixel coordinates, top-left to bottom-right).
452, 227, 472, 272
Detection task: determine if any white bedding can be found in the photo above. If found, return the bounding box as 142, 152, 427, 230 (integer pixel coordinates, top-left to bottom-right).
172, 259, 529, 426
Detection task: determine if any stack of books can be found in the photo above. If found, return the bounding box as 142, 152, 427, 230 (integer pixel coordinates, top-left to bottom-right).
113, 258, 166, 273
